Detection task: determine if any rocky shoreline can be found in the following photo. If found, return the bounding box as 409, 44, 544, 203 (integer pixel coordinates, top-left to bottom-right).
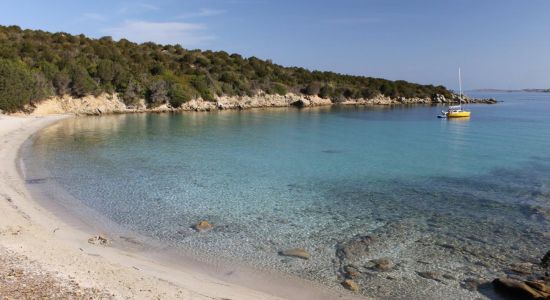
23, 92, 497, 116
185, 214, 549, 300
330, 220, 550, 299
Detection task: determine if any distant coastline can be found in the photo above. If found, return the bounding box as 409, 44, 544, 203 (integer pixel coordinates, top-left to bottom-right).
471, 88, 550, 93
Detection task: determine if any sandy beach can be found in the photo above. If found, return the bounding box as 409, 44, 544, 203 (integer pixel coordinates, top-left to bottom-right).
0, 114, 360, 300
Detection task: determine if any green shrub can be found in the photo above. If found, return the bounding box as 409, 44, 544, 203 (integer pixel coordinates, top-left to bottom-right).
69, 65, 97, 97
168, 82, 192, 107
0, 59, 34, 112
190, 75, 215, 101
302, 81, 321, 96
122, 79, 142, 106
146, 79, 169, 107
319, 85, 333, 99
0, 25, 454, 111
270, 83, 288, 95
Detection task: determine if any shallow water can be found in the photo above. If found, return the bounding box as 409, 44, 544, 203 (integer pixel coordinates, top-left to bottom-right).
24, 92, 550, 299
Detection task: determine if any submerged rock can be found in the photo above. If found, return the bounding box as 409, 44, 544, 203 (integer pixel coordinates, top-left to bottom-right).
343, 265, 360, 278
510, 262, 534, 275
492, 277, 549, 300
279, 248, 310, 260
541, 250, 550, 269
418, 271, 442, 282
372, 258, 394, 272
525, 280, 550, 294
336, 235, 375, 261
194, 220, 213, 232
462, 278, 485, 291
87, 235, 109, 246
334, 220, 424, 280
341, 279, 359, 292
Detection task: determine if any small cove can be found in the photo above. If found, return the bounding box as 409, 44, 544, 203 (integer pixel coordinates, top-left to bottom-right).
22, 92, 550, 299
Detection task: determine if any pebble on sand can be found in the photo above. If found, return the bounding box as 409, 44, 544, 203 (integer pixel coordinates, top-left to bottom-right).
279, 248, 310, 260
87, 235, 109, 246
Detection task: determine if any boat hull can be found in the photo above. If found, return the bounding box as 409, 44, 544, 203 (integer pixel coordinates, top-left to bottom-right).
447, 111, 471, 118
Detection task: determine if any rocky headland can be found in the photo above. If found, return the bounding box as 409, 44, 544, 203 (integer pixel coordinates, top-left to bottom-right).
21, 92, 497, 116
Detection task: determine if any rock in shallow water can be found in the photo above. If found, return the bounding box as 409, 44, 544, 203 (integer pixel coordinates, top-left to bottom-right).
510, 262, 534, 275
336, 235, 374, 262
343, 265, 360, 278
372, 258, 394, 272
462, 278, 485, 291
194, 220, 213, 231
492, 277, 550, 300
541, 250, 550, 269
279, 248, 310, 260
525, 281, 550, 294
417, 271, 442, 282
341, 279, 359, 292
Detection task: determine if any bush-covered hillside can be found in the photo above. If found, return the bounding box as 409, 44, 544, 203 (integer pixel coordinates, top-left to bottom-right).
0, 25, 452, 112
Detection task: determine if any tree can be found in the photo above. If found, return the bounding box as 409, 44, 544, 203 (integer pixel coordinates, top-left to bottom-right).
53, 71, 71, 95
150, 63, 165, 76
69, 65, 97, 97
319, 85, 333, 99
122, 79, 142, 106
270, 83, 287, 96
97, 59, 115, 84
360, 87, 380, 99
146, 79, 169, 107
0, 59, 34, 112
35, 61, 59, 81
112, 63, 130, 91
190, 75, 214, 101
30, 71, 53, 102
302, 81, 321, 96
167, 82, 192, 107
380, 82, 397, 98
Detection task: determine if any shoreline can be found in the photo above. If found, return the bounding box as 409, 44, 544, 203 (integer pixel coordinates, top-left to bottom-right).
23, 92, 497, 116
4, 105, 549, 299
0, 114, 361, 300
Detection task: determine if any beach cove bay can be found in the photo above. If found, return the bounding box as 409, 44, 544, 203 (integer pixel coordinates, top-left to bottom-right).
21, 92, 550, 299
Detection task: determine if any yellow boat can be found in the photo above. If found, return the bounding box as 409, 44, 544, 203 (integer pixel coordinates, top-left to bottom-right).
438, 68, 471, 119
446, 106, 470, 118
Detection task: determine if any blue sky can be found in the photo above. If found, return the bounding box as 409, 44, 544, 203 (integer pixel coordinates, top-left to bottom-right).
1, 0, 549, 89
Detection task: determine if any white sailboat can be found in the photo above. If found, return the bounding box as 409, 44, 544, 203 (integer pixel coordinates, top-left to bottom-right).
439, 68, 471, 118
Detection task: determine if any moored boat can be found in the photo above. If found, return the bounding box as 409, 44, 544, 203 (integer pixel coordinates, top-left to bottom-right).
438, 68, 470, 118
446, 105, 471, 118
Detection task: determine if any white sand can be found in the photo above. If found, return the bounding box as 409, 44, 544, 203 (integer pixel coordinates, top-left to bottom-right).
0, 114, 288, 299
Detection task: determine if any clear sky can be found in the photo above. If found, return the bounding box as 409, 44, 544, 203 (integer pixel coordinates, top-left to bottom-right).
1, 0, 549, 89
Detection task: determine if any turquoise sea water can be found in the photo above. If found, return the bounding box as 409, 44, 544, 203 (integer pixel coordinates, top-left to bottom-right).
24, 92, 550, 298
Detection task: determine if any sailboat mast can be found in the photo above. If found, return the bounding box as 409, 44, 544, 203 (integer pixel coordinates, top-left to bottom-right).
458, 67, 462, 107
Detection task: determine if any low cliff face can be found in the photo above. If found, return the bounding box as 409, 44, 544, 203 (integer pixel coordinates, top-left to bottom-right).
26, 92, 496, 116
30, 94, 141, 115
181, 93, 333, 111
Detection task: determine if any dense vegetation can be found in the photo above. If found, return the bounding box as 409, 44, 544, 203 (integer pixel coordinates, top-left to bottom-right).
0, 25, 452, 112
